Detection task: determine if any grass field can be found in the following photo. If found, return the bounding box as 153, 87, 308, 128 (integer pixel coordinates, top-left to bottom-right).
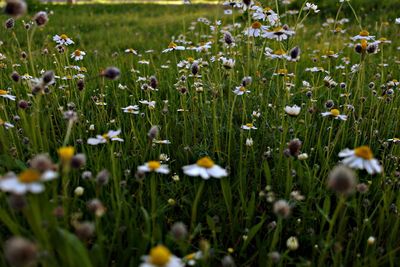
1, 1, 400, 266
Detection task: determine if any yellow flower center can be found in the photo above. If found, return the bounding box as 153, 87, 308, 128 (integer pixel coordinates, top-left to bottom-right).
148, 161, 161, 170
327, 50, 335, 56
274, 49, 286, 55
187, 57, 194, 62
354, 146, 373, 160
379, 37, 387, 42
60, 34, 68, 40
277, 68, 288, 75
196, 156, 215, 168
273, 26, 283, 32
168, 42, 177, 49
251, 22, 262, 29
239, 86, 246, 92
330, 109, 340, 117
58, 146, 75, 162
74, 50, 81, 56
245, 123, 253, 128
361, 39, 368, 50
149, 245, 171, 266
335, 27, 342, 32
359, 30, 369, 37
0, 119, 3, 125
185, 253, 196, 260
19, 169, 41, 183
0, 90, 7, 95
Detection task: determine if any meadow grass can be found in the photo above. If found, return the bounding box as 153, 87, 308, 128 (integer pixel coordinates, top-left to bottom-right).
0, 1, 400, 266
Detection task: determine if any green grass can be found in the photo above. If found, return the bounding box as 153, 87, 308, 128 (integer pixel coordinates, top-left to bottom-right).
0, 1, 400, 266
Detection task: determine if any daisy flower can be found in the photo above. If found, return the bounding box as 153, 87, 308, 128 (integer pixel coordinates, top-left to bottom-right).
140, 245, 183, 267
153, 139, 171, 144
387, 138, 400, 143
273, 68, 294, 76
121, 105, 139, 114
233, 86, 250, 95
0, 169, 58, 194
244, 21, 268, 37
321, 109, 347, 120
124, 48, 138, 54
262, 26, 295, 41
0, 119, 14, 129
252, 6, 279, 25
139, 100, 156, 109
137, 161, 170, 174
241, 123, 257, 130
396, 18, 400, 24
0, 89, 16, 101
284, 105, 301, 116
162, 42, 185, 53
264, 48, 289, 60
71, 49, 86, 61
338, 146, 382, 174
223, 0, 243, 9
53, 34, 74, 46
87, 129, 124, 145
220, 57, 235, 69
304, 2, 320, 13
190, 41, 212, 52
351, 30, 375, 41
182, 156, 227, 179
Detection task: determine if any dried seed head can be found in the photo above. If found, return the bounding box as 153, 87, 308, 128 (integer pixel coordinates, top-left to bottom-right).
325, 99, 334, 109
18, 99, 29, 109
11, 71, 20, 82
289, 46, 300, 60
147, 125, 159, 140
87, 198, 106, 217
191, 62, 199, 76
96, 169, 110, 186
56, 44, 65, 53
221, 255, 236, 267
242, 0, 251, 6
224, 32, 234, 45
75, 221, 95, 241
273, 199, 291, 218
287, 138, 302, 157
149, 75, 158, 89
81, 171, 92, 180
241, 76, 252, 87
4, 18, 15, 29
355, 44, 363, 54
42, 70, 55, 85
101, 66, 120, 80
170, 222, 188, 241
4, 0, 27, 18
20, 51, 27, 59
4, 237, 38, 267
356, 183, 369, 193
29, 154, 53, 172
71, 154, 86, 169
268, 251, 281, 263
33, 11, 48, 27
367, 43, 378, 54
77, 79, 85, 91
327, 165, 357, 195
